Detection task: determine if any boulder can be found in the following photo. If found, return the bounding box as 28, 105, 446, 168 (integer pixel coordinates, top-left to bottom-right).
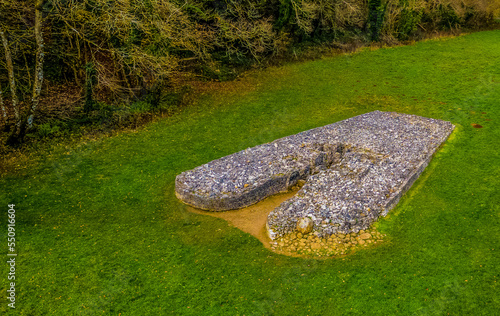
297, 217, 313, 234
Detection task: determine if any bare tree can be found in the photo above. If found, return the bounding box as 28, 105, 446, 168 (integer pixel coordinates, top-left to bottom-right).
1, 0, 44, 143
25, 0, 45, 132
0, 27, 20, 132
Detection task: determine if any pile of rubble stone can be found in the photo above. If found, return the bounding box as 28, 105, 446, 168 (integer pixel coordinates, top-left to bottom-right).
270, 227, 386, 258
175, 111, 454, 242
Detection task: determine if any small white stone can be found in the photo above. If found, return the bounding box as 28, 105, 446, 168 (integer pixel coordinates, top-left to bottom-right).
297, 217, 313, 234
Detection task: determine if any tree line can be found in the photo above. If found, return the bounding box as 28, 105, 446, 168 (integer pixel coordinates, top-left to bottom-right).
0, 0, 499, 145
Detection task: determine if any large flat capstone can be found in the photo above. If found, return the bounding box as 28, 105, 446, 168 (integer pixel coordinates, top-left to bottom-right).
175, 111, 454, 240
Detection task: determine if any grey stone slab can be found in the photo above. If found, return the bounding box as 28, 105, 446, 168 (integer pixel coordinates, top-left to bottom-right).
175, 111, 454, 239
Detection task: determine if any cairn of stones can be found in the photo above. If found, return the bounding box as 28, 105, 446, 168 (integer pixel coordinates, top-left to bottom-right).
175, 111, 454, 244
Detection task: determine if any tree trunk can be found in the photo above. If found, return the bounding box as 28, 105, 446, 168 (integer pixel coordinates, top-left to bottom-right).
0, 81, 6, 126
25, 0, 45, 131
0, 27, 19, 127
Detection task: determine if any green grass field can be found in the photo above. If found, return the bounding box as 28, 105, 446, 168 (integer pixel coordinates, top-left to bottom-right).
1, 30, 499, 315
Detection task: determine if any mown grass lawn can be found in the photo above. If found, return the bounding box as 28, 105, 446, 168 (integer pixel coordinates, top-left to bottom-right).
1, 30, 499, 315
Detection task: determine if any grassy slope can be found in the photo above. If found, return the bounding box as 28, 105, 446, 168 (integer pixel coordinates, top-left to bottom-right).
1, 30, 499, 315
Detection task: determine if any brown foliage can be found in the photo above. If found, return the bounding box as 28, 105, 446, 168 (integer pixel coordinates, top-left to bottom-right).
0, 0, 498, 145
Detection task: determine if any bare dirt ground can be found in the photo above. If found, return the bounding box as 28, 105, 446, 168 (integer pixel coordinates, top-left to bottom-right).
187, 189, 299, 249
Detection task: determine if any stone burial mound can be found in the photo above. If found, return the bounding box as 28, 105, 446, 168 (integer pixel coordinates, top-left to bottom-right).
175, 111, 454, 244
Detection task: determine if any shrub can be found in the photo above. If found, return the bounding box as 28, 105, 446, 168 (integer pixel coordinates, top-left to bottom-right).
36, 123, 60, 138
397, 7, 423, 40
368, 0, 386, 41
